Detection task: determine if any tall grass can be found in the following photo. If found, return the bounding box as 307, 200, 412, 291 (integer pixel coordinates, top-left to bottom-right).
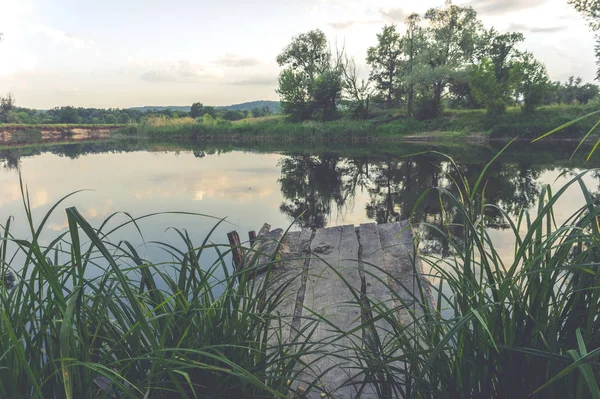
0, 181, 313, 398
348, 147, 600, 398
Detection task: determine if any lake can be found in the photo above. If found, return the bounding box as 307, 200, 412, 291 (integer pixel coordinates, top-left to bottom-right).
1, 139, 598, 273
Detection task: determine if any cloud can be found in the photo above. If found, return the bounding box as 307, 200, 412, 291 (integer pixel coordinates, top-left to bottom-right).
508, 23, 568, 34
465, 0, 548, 16
140, 61, 223, 83
230, 75, 277, 86
329, 19, 381, 29
379, 7, 407, 22
214, 54, 261, 68
34, 25, 93, 50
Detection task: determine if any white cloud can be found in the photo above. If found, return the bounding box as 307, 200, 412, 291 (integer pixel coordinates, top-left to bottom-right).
140, 60, 224, 83
33, 25, 93, 50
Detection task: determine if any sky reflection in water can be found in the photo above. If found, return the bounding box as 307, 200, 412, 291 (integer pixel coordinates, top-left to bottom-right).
0, 141, 598, 274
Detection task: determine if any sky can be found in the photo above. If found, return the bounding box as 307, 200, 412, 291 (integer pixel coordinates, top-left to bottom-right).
0, 0, 596, 109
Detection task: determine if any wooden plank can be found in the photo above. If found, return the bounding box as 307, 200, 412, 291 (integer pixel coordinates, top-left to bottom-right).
360, 223, 405, 399
359, 223, 394, 338
253, 231, 301, 352
378, 221, 421, 326
288, 228, 313, 343
257, 223, 271, 237
296, 225, 365, 398
250, 228, 284, 272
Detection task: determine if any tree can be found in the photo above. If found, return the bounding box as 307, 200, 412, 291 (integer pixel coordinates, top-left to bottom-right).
470, 30, 524, 117
203, 106, 216, 118
0, 94, 15, 118
118, 113, 130, 124
277, 67, 311, 121
512, 52, 550, 113
190, 102, 204, 118
422, 1, 483, 116
58, 106, 80, 123
366, 25, 403, 108
403, 13, 425, 116
338, 52, 373, 119
311, 69, 342, 121
276, 30, 342, 121
276, 30, 331, 84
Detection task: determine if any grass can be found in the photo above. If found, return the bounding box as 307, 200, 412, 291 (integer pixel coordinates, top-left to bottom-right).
1, 138, 599, 397
347, 146, 600, 398
115, 105, 597, 143
0, 180, 314, 398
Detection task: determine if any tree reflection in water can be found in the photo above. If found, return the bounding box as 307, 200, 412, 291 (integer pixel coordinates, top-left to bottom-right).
278, 152, 544, 256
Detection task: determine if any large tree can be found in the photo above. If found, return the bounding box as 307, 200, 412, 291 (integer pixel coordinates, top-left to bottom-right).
470, 29, 524, 117
367, 25, 403, 108
403, 13, 425, 116
422, 1, 483, 116
276, 30, 342, 121
512, 51, 551, 113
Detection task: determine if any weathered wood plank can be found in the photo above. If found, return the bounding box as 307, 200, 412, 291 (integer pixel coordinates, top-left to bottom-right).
359, 223, 394, 338
360, 223, 406, 399
288, 228, 313, 343
378, 221, 421, 326
296, 225, 365, 398
252, 231, 302, 351
250, 228, 284, 271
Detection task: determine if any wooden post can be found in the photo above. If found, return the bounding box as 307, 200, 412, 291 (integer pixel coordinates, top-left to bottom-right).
227, 231, 244, 270
248, 231, 257, 247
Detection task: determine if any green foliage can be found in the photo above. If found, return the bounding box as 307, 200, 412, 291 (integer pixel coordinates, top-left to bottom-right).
0, 188, 307, 397
360, 150, 600, 398
276, 30, 342, 122
512, 51, 551, 114
470, 30, 524, 118
277, 68, 311, 122
311, 69, 342, 121
190, 102, 204, 118
422, 2, 483, 116
547, 76, 600, 105
276, 29, 330, 82
58, 106, 81, 124
367, 25, 403, 108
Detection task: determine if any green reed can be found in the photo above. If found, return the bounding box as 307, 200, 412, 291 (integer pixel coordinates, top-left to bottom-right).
0, 179, 311, 398
347, 145, 600, 398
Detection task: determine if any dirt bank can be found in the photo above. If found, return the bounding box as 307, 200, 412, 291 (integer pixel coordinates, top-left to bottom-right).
0, 125, 124, 145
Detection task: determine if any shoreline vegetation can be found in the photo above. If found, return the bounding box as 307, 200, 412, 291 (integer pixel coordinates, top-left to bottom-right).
120, 104, 598, 142
1, 104, 599, 146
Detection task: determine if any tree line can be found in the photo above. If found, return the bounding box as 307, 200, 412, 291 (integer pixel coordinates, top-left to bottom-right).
0, 97, 273, 125
276, 1, 600, 122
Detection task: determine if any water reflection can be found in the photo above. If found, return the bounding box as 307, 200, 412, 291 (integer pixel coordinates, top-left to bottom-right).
0, 139, 597, 262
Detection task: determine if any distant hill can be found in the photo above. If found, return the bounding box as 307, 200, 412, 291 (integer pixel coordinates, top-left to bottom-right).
128, 105, 191, 112
217, 101, 281, 113
128, 101, 280, 114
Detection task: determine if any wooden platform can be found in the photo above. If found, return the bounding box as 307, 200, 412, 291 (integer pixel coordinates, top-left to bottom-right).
234, 222, 428, 399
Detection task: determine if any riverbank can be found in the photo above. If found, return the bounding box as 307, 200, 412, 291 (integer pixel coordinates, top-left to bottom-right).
119, 104, 597, 142
1, 105, 596, 145
0, 124, 125, 145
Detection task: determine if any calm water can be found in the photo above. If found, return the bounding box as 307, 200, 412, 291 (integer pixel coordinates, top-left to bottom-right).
1, 139, 598, 272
